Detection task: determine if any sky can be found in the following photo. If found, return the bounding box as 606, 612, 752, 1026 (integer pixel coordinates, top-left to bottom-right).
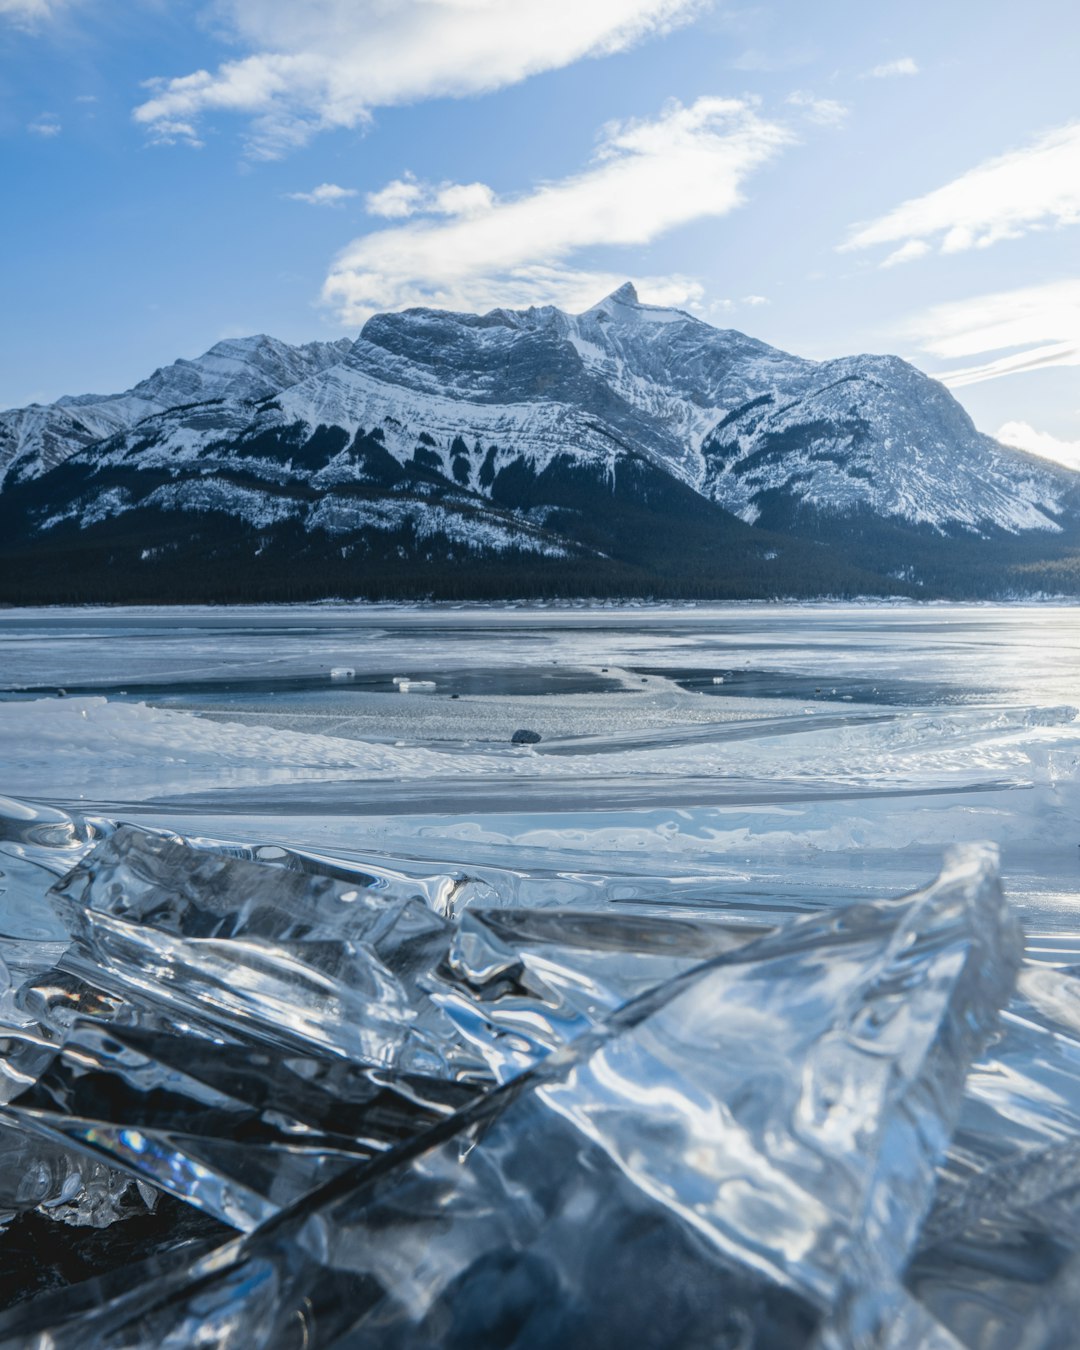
2, 0, 1079, 468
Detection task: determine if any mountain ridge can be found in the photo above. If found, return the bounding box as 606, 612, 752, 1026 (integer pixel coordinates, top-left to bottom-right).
3, 286, 1080, 604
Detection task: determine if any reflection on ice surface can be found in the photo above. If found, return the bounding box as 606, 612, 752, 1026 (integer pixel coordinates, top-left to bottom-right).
3, 797, 1080, 1347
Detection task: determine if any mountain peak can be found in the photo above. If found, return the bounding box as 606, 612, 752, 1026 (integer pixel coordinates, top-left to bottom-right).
582, 282, 698, 327
605, 281, 639, 306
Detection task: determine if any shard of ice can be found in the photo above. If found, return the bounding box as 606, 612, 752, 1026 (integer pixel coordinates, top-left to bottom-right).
905, 962, 1080, 1348
47, 825, 492, 1078
2, 1022, 481, 1231
1, 822, 761, 1233
0, 844, 1021, 1348
42, 826, 763, 1078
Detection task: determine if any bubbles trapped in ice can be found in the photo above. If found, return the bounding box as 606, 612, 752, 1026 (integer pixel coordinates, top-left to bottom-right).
4, 798, 1073, 1348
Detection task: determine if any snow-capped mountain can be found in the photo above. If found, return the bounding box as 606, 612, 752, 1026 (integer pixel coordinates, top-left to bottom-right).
0, 335, 352, 485
3, 285, 1079, 603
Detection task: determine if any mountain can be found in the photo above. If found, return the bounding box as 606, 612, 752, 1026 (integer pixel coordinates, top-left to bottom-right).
3, 284, 1080, 604
0, 335, 353, 486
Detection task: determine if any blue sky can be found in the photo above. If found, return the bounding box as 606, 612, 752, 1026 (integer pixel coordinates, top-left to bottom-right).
2, 0, 1079, 466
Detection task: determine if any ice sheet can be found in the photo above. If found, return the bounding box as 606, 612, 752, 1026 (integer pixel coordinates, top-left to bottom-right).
0, 834, 1027, 1347
1, 603, 1080, 1344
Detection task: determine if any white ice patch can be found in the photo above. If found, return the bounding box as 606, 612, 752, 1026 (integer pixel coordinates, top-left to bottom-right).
2, 698, 1078, 859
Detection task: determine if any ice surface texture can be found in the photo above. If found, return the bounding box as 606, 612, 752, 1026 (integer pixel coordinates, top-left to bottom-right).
0, 808, 1050, 1348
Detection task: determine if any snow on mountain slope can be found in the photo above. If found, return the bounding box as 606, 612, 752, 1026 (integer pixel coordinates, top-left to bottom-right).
701, 352, 1070, 534
5, 284, 1080, 555
0, 335, 352, 485
242, 282, 1077, 536
299, 282, 812, 491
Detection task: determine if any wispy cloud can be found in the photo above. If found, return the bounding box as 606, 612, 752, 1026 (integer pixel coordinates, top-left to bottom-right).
863, 57, 918, 79
133, 0, 711, 158
880, 240, 930, 268
906, 279, 1080, 387
322, 96, 793, 323
841, 122, 1080, 265
707, 293, 770, 317
0, 0, 73, 29
997, 420, 1080, 472
27, 112, 61, 137
785, 90, 848, 128
287, 183, 358, 207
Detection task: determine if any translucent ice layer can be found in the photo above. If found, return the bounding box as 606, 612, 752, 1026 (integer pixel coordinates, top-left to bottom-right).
2, 819, 763, 1235
0, 836, 1028, 1347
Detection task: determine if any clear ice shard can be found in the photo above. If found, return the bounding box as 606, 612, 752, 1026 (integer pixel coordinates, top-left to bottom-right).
0, 842, 1022, 1348
906, 962, 1080, 1348
2, 825, 761, 1230
0, 1118, 138, 1229
46, 825, 493, 1078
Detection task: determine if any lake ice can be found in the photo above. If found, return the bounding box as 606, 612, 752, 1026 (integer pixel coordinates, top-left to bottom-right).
1, 603, 1079, 1346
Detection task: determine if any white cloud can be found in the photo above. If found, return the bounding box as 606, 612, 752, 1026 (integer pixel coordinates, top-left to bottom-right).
365, 173, 496, 220
133, 0, 711, 157
881, 239, 930, 268
742, 294, 769, 305
996, 420, 1080, 472
786, 91, 848, 128
365, 177, 426, 220
906, 279, 1080, 387
148, 119, 204, 149
864, 57, 918, 78
27, 113, 61, 137
842, 122, 1080, 264
287, 182, 358, 207
322, 96, 793, 323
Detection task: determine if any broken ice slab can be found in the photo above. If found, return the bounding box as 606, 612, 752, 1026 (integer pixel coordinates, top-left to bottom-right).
0, 1116, 144, 1229
4, 846, 1020, 1349
48, 825, 491, 1077
435, 904, 766, 1081
190, 834, 495, 920
0, 902, 765, 1225
0, 797, 115, 1047
0, 829, 767, 1229
0, 796, 108, 943
904, 964, 1080, 1347
43, 826, 765, 1087
4, 1021, 481, 1230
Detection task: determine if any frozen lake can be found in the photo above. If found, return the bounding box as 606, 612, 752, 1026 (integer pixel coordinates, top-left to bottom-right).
2, 603, 1078, 915
2, 602, 1080, 1345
